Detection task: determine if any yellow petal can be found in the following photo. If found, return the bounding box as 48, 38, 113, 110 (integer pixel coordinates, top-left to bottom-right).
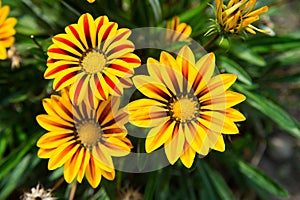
48, 141, 79, 170
128, 99, 168, 127
36, 114, 73, 131
224, 108, 246, 122
102, 137, 132, 156
92, 143, 114, 172
37, 130, 74, 148
165, 124, 185, 165
77, 150, 90, 183
37, 148, 56, 158
180, 142, 196, 168
194, 53, 215, 95
101, 169, 115, 181
77, 13, 96, 49
184, 121, 209, 155
133, 75, 172, 103
212, 135, 225, 152
85, 156, 102, 188
64, 147, 84, 183
145, 120, 176, 152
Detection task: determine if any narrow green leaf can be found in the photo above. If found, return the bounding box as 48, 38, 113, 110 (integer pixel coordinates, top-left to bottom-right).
238, 161, 289, 197
0, 133, 40, 179
148, 0, 162, 24
229, 42, 266, 67
0, 154, 37, 200
217, 56, 253, 85
197, 162, 219, 200
248, 36, 300, 54
144, 171, 160, 200
179, 2, 208, 22
235, 84, 300, 138
203, 163, 235, 200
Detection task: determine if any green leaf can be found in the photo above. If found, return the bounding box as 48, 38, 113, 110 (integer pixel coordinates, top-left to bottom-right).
179, 3, 207, 22
229, 42, 266, 67
238, 160, 289, 197
148, 0, 162, 24
248, 36, 300, 54
0, 132, 40, 180
197, 162, 220, 200
217, 56, 253, 85
204, 163, 235, 200
144, 171, 160, 200
0, 154, 40, 200
235, 84, 300, 138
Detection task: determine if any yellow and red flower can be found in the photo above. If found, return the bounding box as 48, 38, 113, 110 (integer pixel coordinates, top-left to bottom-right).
166, 16, 192, 44
0, 3, 17, 60
216, 0, 269, 34
36, 88, 132, 188
128, 46, 245, 168
45, 13, 140, 105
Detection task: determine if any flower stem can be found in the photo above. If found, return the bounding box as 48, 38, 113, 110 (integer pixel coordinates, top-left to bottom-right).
69, 181, 77, 200
203, 33, 220, 51
51, 176, 65, 192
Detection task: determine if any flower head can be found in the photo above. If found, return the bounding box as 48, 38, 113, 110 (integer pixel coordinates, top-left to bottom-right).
166, 16, 192, 44
45, 13, 141, 105
215, 0, 269, 34
128, 46, 245, 168
21, 184, 56, 200
36, 88, 132, 188
87, 0, 95, 3
0, 2, 17, 60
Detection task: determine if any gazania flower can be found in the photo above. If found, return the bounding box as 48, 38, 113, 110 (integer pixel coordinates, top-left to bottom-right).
45, 13, 141, 105
87, 0, 95, 3
215, 0, 269, 34
36, 88, 132, 188
128, 46, 246, 168
0, 3, 17, 60
21, 184, 56, 200
166, 16, 192, 44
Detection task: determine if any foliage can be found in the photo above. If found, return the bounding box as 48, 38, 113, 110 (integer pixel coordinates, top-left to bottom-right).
0, 0, 299, 199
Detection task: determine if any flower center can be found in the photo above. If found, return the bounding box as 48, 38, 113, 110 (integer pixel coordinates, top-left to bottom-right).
81, 50, 106, 74
171, 97, 199, 122
78, 122, 101, 148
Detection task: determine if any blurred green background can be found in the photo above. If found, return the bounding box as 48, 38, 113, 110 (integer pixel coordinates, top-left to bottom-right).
0, 0, 299, 199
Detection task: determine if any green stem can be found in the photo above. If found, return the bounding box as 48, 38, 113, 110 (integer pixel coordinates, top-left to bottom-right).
203, 33, 220, 51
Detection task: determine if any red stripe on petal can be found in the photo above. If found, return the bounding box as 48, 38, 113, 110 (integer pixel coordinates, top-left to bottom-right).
102, 23, 115, 42
88, 84, 95, 109
83, 14, 92, 48
192, 73, 202, 92
120, 57, 141, 64
68, 25, 86, 51
54, 37, 83, 54
45, 64, 74, 77
113, 112, 127, 122
104, 75, 122, 95
94, 74, 106, 99
54, 71, 77, 91
68, 25, 81, 42
48, 48, 80, 59
81, 100, 88, 119
47, 59, 55, 64
110, 64, 133, 74
74, 75, 87, 104
113, 30, 130, 42
119, 78, 132, 87
111, 44, 134, 53
96, 17, 105, 33
98, 102, 112, 125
